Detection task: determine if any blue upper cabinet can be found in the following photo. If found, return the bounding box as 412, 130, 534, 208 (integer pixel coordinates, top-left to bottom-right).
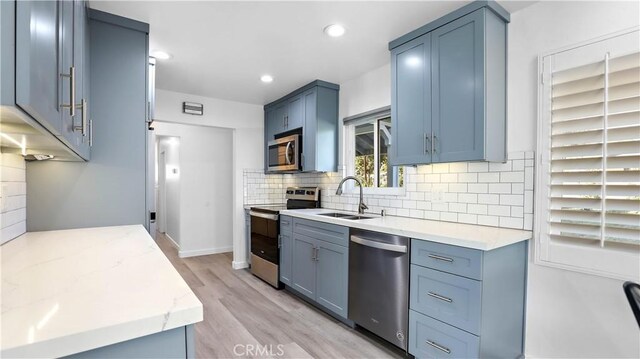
264, 80, 339, 173
390, 1, 509, 165
15, 1, 63, 136
286, 94, 305, 130
391, 34, 432, 165
13, 0, 91, 160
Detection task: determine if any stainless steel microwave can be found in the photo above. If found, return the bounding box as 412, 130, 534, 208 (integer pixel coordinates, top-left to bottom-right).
267, 134, 301, 172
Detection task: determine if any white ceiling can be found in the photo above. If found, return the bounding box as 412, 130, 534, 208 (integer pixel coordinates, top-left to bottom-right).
90, 1, 535, 105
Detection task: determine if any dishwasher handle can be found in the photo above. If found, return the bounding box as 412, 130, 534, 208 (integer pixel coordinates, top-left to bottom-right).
350, 235, 407, 253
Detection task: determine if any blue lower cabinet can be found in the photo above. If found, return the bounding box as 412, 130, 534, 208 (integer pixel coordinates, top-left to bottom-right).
64, 325, 195, 358
279, 216, 293, 285
409, 240, 527, 359
410, 265, 481, 334
291, 233, 317, 300
315, 239, 348, 318
285, 220, 349, 320
279, 232, 292, 285
409, 310, 479, 359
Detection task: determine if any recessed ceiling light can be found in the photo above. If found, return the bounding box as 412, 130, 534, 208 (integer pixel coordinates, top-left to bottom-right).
324, 24, 346, 37
151, 50, 172, 60
261, 75, 274, 83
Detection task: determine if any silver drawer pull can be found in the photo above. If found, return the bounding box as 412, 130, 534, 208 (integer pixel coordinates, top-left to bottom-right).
427, 291, 453, 303
426, 340, 451, 354
428, 254, 454, 262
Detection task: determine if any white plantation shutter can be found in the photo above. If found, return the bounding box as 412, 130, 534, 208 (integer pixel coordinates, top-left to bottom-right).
538, 29, 640, 280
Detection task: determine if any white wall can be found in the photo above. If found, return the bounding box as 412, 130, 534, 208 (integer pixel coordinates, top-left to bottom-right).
154, 89, 263, 263
157, 137, 181, 245
0, 153, 26, 244
508, 2, 640, 358
154, 122, 234, 257
337, 64, 391, 167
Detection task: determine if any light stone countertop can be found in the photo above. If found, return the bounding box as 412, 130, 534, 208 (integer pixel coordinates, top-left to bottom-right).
0, 225, 203, 358
280, 208, 532, 251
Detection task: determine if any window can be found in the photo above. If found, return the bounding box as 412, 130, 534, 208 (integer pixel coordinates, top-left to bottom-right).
345, 107, 403, 189
537, 29, 640, 280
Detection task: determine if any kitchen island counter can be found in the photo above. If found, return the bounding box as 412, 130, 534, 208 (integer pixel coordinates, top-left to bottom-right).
1, 225, 202, 358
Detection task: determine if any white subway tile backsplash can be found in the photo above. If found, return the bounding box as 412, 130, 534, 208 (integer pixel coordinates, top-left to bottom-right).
458, 193, 478, 204
458, 213, 478, 224
468, 204, 488, 215
489, 162, 512, 172
243, 151, 534, 230
478, 193, 500, 205
488, 183, 511, 194
1, 153, 27, 244
467, 162, 488, 172
458, 173, 478, 183
478, 172, 500, 183
500, 194, 524, 206
500, 171, 525, 183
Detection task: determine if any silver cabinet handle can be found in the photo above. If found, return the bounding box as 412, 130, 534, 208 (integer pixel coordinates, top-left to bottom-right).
432, 133, 438, 154
351, 235, 407, 253
428, 254, 453, 262
424, 133, 431, 154
89, 119, 93, 147
427, 291, 453, 303
74, 99, 87, 136
60, 66, 76, 117
426, 340, 451, 354
278, 235, 282, 248
311, 246, 316, 261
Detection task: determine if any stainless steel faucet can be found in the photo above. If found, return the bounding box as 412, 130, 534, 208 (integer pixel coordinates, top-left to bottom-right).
335, 176, 369, 214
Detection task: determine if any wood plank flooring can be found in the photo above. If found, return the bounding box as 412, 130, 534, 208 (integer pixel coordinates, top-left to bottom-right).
156, 233, 405, 359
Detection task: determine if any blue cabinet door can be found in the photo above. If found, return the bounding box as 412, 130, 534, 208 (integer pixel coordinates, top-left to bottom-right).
15, 0, 63, 135
59, 0, 77, 148
291, 233, 316, 300
431, 10, 485, 163
73, 0, 90, 160
315, 239, 349, 319
390, 34, 431, 165
279, 232, 292, 285
286, 94, 304, 130
274, 103, 287, 135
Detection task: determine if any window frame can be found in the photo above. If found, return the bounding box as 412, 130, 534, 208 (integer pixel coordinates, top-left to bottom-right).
343, 106, 405, 196
535, 26, 640, 281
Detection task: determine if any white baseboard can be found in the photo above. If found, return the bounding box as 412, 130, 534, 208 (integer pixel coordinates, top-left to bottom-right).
232, 260, 249, 270
178, 246, 233, 258
164, 233, 180, 249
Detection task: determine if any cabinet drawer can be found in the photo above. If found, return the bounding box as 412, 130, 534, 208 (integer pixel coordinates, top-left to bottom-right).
280, 215, 292, 233
293, 218, 349, 247
411, 240, 483, 280
410, 265, 481, 335
409, 310, 479, 359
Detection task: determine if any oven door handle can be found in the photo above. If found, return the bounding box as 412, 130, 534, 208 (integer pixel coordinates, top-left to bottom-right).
350, 235, 407, 253
249, 211, 279, 221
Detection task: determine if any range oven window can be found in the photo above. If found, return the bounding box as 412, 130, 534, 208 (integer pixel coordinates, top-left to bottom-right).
250, 215, 279, 264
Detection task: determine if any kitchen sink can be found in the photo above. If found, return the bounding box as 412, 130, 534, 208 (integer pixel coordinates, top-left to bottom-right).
317, 212, 376, 220
317, 212, 355, 218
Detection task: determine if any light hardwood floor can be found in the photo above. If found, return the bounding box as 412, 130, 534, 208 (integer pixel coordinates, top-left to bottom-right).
156, 233, 405, 359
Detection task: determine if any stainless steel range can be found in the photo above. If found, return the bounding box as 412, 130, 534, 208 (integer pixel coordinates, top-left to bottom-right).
249, 187, 320, 288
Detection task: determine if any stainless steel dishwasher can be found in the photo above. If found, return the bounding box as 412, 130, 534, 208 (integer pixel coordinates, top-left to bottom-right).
348, 228, 409, 351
